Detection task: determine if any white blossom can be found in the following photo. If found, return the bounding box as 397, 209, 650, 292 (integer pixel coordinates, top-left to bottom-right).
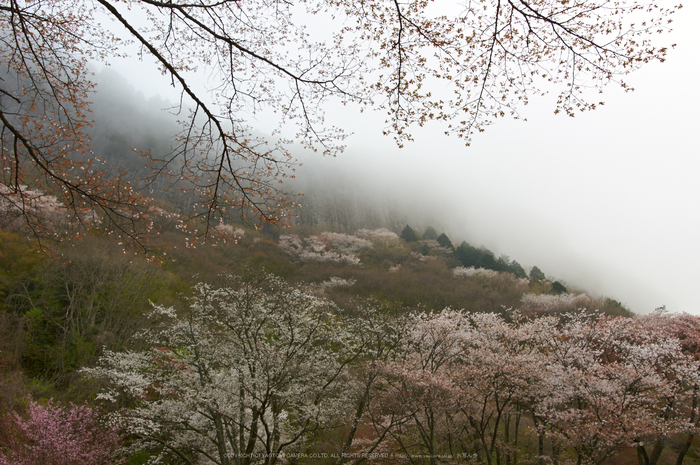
452, 266, 500, 279
86, 273, 358, 465
355, 228, 399, 240
278, 232, 371, 265
520, 292, 597, 313
319, 276, 357, 289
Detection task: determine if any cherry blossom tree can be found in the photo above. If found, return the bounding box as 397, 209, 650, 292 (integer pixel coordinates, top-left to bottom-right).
453, 312, 546, 465
381, 309, 468, 465
278, 233, 371, 265
0, 0, 680, 245
608, 313, 700, 465
0, 398, 122, 465
331, 302, 409, 465
85, 272, 361, 465
371, 310, 536, 465
365, 309, 700, 465
524, 312, 700, 465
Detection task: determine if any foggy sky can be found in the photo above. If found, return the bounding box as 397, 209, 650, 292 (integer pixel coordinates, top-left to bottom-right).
100, 2, 700, 315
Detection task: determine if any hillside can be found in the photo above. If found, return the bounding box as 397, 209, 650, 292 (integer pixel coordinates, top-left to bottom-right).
0, 218, 628, 391
3, 221, 699, 465
2, 70, 695, 465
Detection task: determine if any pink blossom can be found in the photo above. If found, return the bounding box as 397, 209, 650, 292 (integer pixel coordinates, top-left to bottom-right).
0, 399, 123, 465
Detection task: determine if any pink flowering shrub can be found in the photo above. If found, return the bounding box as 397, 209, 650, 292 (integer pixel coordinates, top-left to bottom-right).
0, 399, 122, 465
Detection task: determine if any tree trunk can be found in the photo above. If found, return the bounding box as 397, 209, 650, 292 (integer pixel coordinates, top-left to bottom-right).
514, 411, 521, 465
637, 445, 650, 465
531, 413, 545, 465
468, 416, 493, 465
504, 414, 511, 465
677, 383, 699, 465
212, 411, 230, 465
649, 438, 665, 465
676, 434, 694, 465
335, 383, 371, 465
551, 441, 560, 465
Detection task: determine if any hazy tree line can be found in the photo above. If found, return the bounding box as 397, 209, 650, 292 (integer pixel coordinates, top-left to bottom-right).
399, 225, 557, 289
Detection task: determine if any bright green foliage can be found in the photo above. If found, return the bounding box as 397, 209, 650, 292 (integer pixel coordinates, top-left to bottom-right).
0, 232, 48, 314
0, 236, 180, 392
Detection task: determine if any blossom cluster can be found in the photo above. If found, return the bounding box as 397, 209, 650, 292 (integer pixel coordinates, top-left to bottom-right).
86, 273, 359, 464
0, 184, 101, 233
370, 309, 700, 465
214, 222, 245, 238
278, 232, 371, 265
520, 292, 597, 313
318, 276, 357, 289
0, 399, 122, 465
452, 266, 500, 279
355, 228, 399, 241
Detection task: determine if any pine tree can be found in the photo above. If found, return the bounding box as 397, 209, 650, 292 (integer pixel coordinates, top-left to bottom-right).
401, 225, 418, 242
530, 266, 546, 280
423, 226, 438, 240
436, 233, 453, 251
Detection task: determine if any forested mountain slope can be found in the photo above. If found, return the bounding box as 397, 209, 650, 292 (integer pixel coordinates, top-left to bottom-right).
2, 71, 696, 465
2, 221, 698, 464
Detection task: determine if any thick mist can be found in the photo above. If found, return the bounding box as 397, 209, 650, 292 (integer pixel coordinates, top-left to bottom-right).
283, 3, 700, 315
92, 2, 700, 315
290, 142, 674, 315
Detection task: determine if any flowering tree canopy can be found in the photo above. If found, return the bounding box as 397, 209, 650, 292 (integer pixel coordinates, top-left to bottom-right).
0, 399, 122, 465
82, 267, 700, 465
364, 309, 700, 465
85, 272, 361, 465
0, 0, 679, 245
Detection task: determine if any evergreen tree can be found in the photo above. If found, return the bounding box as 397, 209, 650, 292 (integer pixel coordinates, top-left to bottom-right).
530, 266, 546, 280
436, 233, 454, 251
456, 242, 480, 268
509, 260, 528, 279
551, 281, 568, 294
496, 255, 512, 273
423, 226, 438, 240
479, 247, 498, 270
401, 225, 418, 242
